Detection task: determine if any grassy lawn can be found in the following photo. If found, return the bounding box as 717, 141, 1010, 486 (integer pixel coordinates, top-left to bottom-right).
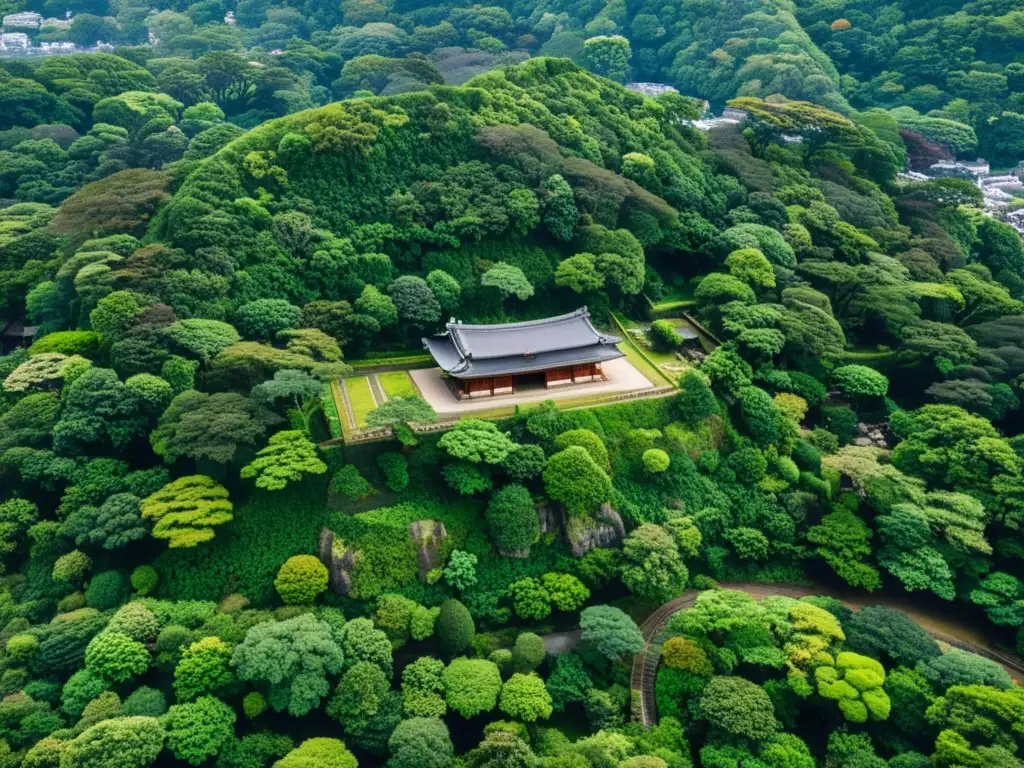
348, 353, 433, 370
836, 347, 900, 372
346, 376, 377, 428
322, 381, 343, 439
650, 285, 697, 315
653, 298, 697, 313
838, 348, 897, 362
661, 285, 694, 303
612, 312, 686, 385
613, 311, 640, 329
617, 341, 674, 387
643, 344, 681, 367
379, 371, 417, 398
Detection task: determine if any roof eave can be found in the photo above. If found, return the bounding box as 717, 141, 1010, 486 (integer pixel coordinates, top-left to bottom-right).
447, 348, 625, 379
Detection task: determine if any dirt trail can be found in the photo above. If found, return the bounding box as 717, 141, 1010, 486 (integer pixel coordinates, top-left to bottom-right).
630, 581, 1024, 727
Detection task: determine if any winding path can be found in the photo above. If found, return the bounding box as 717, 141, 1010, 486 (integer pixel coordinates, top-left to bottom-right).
629, 581, 1024, 728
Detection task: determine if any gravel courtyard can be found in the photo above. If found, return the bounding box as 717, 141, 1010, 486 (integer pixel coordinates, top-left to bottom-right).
410, 356, 655, 416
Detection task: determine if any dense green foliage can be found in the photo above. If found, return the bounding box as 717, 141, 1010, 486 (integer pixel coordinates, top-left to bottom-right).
651, 588, 1024, 768
0, 0, 1024, 763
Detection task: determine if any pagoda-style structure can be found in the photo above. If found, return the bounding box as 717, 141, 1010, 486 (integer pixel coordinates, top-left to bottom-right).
422, 307, 623, 399
1, 320, 38, 353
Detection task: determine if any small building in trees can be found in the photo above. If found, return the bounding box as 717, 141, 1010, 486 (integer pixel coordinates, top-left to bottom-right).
422, 307, 623, 399
1, 12, 42, 29
1, 320, 38, 353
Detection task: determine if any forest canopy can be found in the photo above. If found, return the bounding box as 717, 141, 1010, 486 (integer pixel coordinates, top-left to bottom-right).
0, 0, 1024, 765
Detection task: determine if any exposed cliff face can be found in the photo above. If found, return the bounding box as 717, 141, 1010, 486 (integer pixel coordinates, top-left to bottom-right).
319, 528, 357, 596
563, 503, 626, 557
500, 504, 560, 559
537, 503, 560, 537
498, 501, 626, 558
853, 422, 889, 449
409, 519, 447, 581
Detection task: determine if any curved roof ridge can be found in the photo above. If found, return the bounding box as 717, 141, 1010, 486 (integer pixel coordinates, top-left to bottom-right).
424, 307, 623, 373
580, 309, 614, 344
446, 306, 589, 332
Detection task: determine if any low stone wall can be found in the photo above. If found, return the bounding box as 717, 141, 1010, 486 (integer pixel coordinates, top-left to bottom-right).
340, 385, 675, 443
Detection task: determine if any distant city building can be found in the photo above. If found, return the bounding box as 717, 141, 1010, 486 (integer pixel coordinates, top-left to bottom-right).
686, 106, 749, 132
980, 174, 1020, 188
1006, 209, 1024, 238
38, 41, 76, 52
960, 159, 991, 175
907, 157, 1021, 242
624, 82, 679, 98
2, 11, 42, 29
986, 188, 1014, 204
0, 32, 30, 50
224, 10, 236, 24
928, 159, 990, 180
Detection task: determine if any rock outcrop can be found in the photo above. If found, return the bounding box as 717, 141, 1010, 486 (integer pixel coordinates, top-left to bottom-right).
409, 520, 447, 581
563, 502, 626, 557
319, 528, 357, 595
537, 503, 560, 537
853, 422, 889, 449
498, 503, 559, 558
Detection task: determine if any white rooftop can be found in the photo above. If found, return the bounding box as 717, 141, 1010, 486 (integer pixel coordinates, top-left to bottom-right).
2, 12, 42, 28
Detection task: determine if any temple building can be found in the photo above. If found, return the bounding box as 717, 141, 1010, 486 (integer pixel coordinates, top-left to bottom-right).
422, 307, 623, 399
1, 320, 38, 353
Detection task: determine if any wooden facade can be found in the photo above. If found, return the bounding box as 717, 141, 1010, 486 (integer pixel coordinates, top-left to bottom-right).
451, 363, 605, 399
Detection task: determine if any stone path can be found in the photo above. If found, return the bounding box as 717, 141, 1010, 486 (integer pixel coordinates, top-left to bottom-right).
367, 374, 386, 406
337, 378, 357, 431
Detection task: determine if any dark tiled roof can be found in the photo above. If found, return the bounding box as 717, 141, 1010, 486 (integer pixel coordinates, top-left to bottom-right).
422, 307, 623, 378
2, 321, 39, 338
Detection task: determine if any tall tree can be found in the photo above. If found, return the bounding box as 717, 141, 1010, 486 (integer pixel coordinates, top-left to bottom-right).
140, 475, 233, 548
240, 430, 327, 491
150, 390, 276, 464
231, 614, 344, 716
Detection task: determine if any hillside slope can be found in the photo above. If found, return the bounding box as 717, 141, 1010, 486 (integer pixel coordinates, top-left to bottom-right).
152, 58, 725, 319
529, 0, 849, 111
793, 0, 1024, 163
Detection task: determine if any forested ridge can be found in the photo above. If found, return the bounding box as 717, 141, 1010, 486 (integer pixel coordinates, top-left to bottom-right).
2, 0, 1024, 765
